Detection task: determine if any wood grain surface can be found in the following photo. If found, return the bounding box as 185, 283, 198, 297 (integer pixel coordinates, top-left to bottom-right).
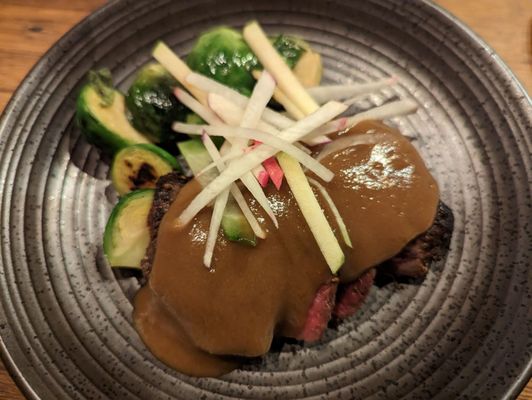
0, 0, 530, 399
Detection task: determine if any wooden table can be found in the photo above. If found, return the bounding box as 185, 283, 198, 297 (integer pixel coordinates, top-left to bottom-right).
0, 0, 530, 398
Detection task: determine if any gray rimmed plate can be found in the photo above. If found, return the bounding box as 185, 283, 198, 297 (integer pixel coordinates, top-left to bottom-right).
0, 0, 530, 399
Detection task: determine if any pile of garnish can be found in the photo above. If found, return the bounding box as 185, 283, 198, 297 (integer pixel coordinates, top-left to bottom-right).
155, 21, 417, 272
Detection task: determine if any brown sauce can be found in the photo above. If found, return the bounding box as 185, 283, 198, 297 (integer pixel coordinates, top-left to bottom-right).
133, 120, 439, 377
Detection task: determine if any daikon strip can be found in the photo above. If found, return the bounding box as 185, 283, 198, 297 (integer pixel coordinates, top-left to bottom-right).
187, 72, 295, 129
174, 88, 223, 125
239, 71, 277, 187
306, 99, 418, 140
203, 187, 230, 268
252, 69, 305, 120
202, 133, 266, 240
307, 77, 397, 104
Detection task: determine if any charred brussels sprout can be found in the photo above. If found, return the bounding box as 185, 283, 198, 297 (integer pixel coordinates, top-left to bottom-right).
186, 27, 314, 96
186, 27, 259, 96
125, 63, 188, 143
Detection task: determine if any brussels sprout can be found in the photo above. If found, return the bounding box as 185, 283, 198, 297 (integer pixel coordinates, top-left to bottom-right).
270, 34, 306, 69
187, 27, 259, 96
76, 69, 150, 154
186, 26, 313, 96
125, 62, 189, 143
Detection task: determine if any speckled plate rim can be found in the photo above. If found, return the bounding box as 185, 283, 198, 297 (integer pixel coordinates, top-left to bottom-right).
0, 0, 530, 399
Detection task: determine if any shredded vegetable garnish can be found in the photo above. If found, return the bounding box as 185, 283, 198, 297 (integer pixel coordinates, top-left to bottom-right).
308, 177, 352, 248
187, 72, 295, 129
173, 124, 333, 181
150, 27, 418, 272
307, 76, 397, 104
176, 101, 346, 231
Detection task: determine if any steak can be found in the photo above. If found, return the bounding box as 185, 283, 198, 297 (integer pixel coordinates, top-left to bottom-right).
141, 173, 453, 336
375, 201, 454, 285
140, 172, 188, 281
333, 201, 454, 320
296, 279, 339, 342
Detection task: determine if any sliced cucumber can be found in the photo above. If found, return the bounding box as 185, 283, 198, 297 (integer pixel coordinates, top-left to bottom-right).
177, 139, 217, 186
104, 189, 154, 269
221, 197, 256, 246
111, 144, 178, 195
177, 139, 256, 245
76, 84, 150, 154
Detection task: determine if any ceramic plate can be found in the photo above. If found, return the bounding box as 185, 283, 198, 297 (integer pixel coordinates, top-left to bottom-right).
0, 0, 530, 399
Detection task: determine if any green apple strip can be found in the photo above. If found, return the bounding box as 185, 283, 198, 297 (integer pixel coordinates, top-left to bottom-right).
243, 21, 319, 115
307, 177, 352, 248
278, 154, 344, 272
243, 21, 346, 273
152, 41, 207, 105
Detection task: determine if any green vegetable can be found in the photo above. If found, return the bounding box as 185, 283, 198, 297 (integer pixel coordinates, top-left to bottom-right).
221, 197, 256, 246
76, 70, 150, 154
186, 27, 310, 96
103, 189, 154, 268
271, 34, 306, 69
111, 143, 178, 195
177, 139, 255, 245
187, 27, 259, 96
125, 62, 189, 143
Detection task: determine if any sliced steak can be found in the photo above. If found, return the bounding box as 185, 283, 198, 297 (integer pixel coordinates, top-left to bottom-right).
296, 279, 339, 342
376, 201, 454, 284
141, 172, 189, 280
334, 201, 454, 320
333, 269, 376, 320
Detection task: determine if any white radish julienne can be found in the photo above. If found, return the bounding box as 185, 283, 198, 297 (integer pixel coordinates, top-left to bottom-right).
201, 134, 232, 267
307, 77, 397, 104
187, 72, 295, 129
175, 87, 274, 219
316, 133, 380, 161
201, 133, 266, 268
176, 101, 347, 232
174, 88, 223, 125
345, 98, 418, 127
206, 92, 286, 187
307, 177, 352, 248
207, 92, 327, 148
201, 134, 266, 240
203, 186, 230, 268
252, 70, 305, 120
237, 71, 277, 188
306, 99, 419, 140
173, 123, 334, 182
